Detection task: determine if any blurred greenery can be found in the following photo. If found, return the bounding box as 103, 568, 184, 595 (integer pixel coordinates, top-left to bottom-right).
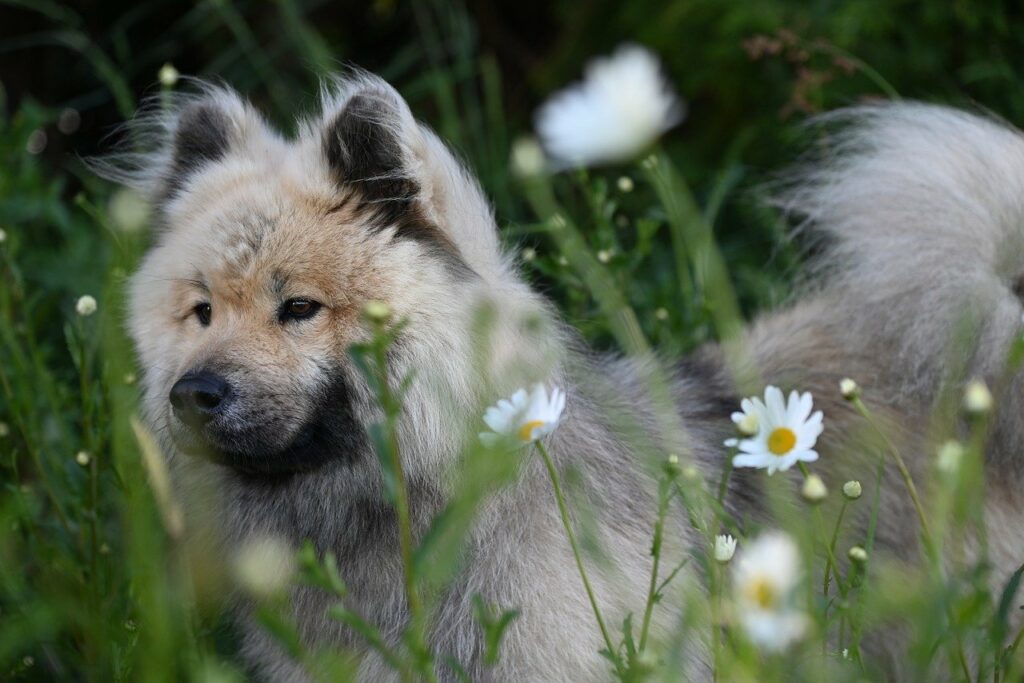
3, 0, 1024, 680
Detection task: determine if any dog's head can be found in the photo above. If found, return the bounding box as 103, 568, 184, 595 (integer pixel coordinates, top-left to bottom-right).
110, 75, 557, 479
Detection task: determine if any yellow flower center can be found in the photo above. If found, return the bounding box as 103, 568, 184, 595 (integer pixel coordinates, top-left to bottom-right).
767, 427, 797, 456
746, 577, 778, 609
518, 420, 546, 441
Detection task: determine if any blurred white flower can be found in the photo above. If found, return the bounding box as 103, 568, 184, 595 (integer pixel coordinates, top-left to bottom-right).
536, 44, 684, 168
75, 450, 91, 467
937, 440, 965, 474
362, 300, 391, 322
108, 188, 150, 233
616, 176, 635, 192
75, 295, 97, 317
726, 386, 823, 475
0, 422, 9, 438
655, 307, 669, 321
480, 383, 566, 448
0, 228, 7, 243
597, 249, 612, 263
232, 535, 297, 599
58, 108, 81, 135
510, 136, 546, 177
521, 247, 537, 262
714, 534, 737, 563
962, 379, 993, 415
732, 531, 807, 651
26, 129, 47, 155
848, 545, 868, 564
158, 62, 180, 88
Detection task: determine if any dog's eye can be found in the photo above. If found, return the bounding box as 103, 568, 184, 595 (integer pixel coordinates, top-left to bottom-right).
194, 302, 212, 326
280, 299, 321, 323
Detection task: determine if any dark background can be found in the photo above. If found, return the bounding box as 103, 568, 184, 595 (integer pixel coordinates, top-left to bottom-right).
6, 0, 1023, 349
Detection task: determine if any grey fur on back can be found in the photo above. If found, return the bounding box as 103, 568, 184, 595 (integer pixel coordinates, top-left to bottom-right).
251, 101, 1024, 680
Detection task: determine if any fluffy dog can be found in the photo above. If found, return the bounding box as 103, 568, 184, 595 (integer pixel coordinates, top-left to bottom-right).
98, 73, 1024, 681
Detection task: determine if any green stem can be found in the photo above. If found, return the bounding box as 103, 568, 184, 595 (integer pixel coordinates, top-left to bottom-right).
716, 449, 735, 505
798, 463, 846, 596
711, 563, 722, 682
535, 441, 619, 671
823, 502, 847, 597
638, 478, 670, 653
849, 398, 971, 681
849, 396, 933, 548
371, 328, 431, 683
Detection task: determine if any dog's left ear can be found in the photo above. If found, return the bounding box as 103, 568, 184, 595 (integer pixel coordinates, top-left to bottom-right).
316, 76, 505, 280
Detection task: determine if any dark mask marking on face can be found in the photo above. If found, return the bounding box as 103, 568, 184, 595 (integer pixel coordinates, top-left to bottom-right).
177, 367, 370, 477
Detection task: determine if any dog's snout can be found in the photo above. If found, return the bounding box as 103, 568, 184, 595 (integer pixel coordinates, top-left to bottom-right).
170, 371, 233, 426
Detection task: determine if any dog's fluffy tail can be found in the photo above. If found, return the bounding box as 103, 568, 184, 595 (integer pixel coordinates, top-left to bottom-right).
776, 103, 1024, 395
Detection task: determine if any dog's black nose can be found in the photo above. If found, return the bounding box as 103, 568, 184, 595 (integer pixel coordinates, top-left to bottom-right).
170, 371, 233, 426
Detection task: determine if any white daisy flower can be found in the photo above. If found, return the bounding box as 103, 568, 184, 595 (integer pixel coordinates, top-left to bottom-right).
232, 534, 297, 599
536, 44, 684, 168
732, 531, 808, 652
480, 383, 566, 448
726, 386, 823, 475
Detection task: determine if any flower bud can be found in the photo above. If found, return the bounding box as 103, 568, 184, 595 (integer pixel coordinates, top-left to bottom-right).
232, 535, 297, 599
75, 295, 97, 317
848, 545, 868, 564
962, 380, 993, 416
736, 413, 759, 437
510, 137, 545, 178
75, 451, 91, 467
801, 474, 828, 503
362, 300, 391, 322
937, 440, 965, 474
158, 63, 179, 88
714, 534, 737, 563
664, 453, 681, 478
842, 480, 862, 500
839, 378, 859, 400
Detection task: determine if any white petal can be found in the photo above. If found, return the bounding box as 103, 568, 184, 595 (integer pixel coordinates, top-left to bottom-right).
798, 449, 819, 464
733, 452, 770, 469
795, 391, 814, 424
483, 406, 512, 434
551, 387, 566, 419
764, 386, 786, 425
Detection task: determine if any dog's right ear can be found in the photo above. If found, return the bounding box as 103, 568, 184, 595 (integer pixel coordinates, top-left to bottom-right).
92, 85, 273, 215
163, 101, 233, 200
